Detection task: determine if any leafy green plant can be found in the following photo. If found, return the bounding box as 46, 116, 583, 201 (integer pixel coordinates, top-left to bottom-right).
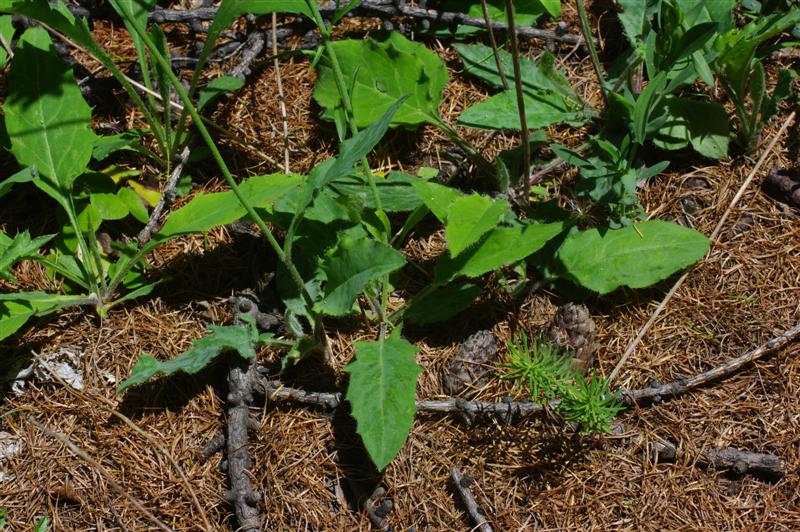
429, 0, 560, 38
500, 332, 623, 433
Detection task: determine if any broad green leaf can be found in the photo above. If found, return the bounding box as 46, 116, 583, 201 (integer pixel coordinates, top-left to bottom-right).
405, 283, 482, 324
118, 323, 257, 393
90, 193, 130, 221
0, 15, 13, 68
152, 173, 299, 245
436, 222, 564, 283
344, 330, 422, 471
445, 194, 510, 257
330, 172, 425, 212
616, 0, 658, 48
117, 186, 149, 223
0, 231, 56, 282
3, 27, 95, 194
92, 131, 147, 161
557, 220, 710, 294
314, 235, 406, 316
458, 90, 585, 130
313, 31, 448, 129
411, 181, 463, 223
197, 75, 245, 111
455, 44, 577, 100
435, 0, 555, 37
653, 96, 730, 159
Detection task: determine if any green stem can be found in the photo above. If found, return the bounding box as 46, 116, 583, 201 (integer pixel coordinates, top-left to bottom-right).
504, 0, 531, 198
64, 197, 98, 295
481, 0, 510, 92
575, 0, 607, 108
112, 2, 315, 311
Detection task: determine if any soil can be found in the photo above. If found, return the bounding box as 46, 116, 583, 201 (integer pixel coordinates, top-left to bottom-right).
2, 2, 800, 531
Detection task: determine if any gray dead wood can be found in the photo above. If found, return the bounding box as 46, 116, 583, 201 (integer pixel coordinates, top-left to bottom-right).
77, 1, 584, 45
137, 146, 191, 245
622, 323, 800, 406
450, 468, 492, 532
223, 294, 267, 532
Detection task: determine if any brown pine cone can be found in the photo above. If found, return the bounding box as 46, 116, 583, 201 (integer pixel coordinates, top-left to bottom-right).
442, 330, 498, 397
546, 303, 597, 372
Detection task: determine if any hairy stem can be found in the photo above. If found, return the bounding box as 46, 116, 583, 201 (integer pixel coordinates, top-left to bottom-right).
504, 0, 531, 198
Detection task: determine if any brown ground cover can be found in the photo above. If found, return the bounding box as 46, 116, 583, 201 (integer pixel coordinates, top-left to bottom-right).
1, 2, 800, 530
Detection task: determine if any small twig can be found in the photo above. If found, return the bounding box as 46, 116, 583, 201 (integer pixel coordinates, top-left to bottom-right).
230, 30, 266, 80
0, 31, 13, 60
622, 322, 800, 406
27, 416, 173, 532
450, 468, 492, 532
138, 146, 191, 245
272, 13, 291, 174
609, 111, 797, 383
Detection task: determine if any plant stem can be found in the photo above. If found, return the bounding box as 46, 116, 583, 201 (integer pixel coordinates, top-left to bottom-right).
481, 0, 510, 92
111, 3, 315, 312
575, 0, 607, 108
504, 0, 531, 200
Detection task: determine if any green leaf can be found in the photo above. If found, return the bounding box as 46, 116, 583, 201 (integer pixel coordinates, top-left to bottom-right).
455, 44, 577, 100
117, 186, 149, 223
330, 172, 425, 213
632, 71, 667, 145
3, 27, 95, 195
90, 192, 130, 221
313, 31, 448, 129
434, 0, 554, 37
314, 235, 406, 316
0, 291, 90, 341
0, 231, 56, 282
344, 330, 422, 471
152, 173, 299, 245
435, 222, 564, 283
405, 283, 482, 324
653, 96, 730, 159
616, 0, 658, 47
411, 181, 463, 223
458, 90, 585, 131
92, 130, 148, 161
109, 0, 155, 75
197, 75, 245, 111
0, 166, 35, 199
557, 220, 710, 294
445, 194, 510, 257
118, 323, 257, 393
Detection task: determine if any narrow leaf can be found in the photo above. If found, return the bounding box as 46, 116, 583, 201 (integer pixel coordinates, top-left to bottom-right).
197, 76, 245, 111
0, 231, 56, 282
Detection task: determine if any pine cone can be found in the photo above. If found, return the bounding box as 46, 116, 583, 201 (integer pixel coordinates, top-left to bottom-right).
546, 303, 597, 372
443, 330, 498, 397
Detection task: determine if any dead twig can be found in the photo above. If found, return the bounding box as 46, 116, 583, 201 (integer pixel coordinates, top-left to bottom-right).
622, 322, 800, 406
609, 111, 797, 383
450, 468, 492, 532
138, 145, 191, 245
27, 416, 173, 532
256, 321, 800, 420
